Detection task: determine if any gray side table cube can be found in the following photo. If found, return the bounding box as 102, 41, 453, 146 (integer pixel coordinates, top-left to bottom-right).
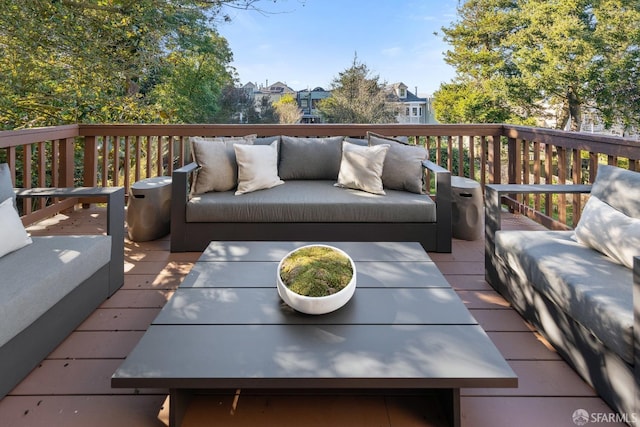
451, 176, 483, 240
127, 176, 172, 242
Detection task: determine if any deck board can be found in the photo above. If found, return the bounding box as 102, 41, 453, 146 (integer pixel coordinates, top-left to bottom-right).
0, 206, 626, 427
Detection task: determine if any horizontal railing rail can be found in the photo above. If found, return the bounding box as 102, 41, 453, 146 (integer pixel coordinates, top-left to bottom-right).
502, 125, 640, 228
1, 123, 638, 229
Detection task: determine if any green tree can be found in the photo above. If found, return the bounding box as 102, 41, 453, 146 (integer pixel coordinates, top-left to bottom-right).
273, 93, 302, 124
318, 57, 396, 124
257, 95, 277, 123
209, 84, 259, 123
0, 0, 268, 128
587, 0, 640, 131
149, 32, 235, 123
439, 0, 640, 129
432, 82, 515, 123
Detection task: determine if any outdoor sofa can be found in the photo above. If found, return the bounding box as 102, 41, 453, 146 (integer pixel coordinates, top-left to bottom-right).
485, 164, 640, 423
0, 164, 124, 399
171, 133, 452, 253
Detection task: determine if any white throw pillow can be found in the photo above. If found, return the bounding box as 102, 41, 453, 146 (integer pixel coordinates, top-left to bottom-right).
190, 135, 256, 194
575, 195, 640, 269
335, 142, 390, 195
0, 197, 32, 258
234, 142, 285, 195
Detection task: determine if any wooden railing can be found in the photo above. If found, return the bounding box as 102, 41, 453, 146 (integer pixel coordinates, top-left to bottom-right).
502, 125, 640, 228
1, 123, 638, 228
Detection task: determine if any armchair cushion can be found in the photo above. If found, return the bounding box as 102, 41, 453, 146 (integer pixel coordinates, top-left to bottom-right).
495, 229, 633, 364
0, 235, 111, 348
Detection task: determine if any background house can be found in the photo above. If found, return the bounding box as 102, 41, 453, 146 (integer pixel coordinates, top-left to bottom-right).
296, 87, 332, 123
243, 81, 296, 105
386, 82, 437, 124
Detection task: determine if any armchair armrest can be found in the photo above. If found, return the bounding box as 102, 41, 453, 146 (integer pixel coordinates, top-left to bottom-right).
171, 162, 199, 252
16, 187, 125, 295
485, 184, 592, 233
484, 184, 592, 266
635, 256, 640, 414
422, 160, 452, 252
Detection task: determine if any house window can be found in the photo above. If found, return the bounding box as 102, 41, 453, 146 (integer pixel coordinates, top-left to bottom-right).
405, 107, 410, 116
399, 88, 406, 98
412, 107, 418, 116
301, 99, 308, 108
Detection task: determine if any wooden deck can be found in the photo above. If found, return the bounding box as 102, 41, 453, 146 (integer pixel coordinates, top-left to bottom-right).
0, 207, 625, 427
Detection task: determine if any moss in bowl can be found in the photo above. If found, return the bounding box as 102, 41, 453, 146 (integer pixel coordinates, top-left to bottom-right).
280, 245, 353, 297
276, 244, 357, 315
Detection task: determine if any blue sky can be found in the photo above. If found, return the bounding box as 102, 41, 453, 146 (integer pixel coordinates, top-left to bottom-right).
218, 0, 460, 96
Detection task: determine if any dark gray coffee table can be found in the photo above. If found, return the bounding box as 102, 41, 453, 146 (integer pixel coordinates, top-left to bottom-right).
112, 241, 517, 426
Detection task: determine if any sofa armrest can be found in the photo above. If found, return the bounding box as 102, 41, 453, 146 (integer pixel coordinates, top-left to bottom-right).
485, 184, 592, 267
171, 162, 199, 252
15, 187, 125, 295
422, 160, 452, 252
635, 256, 640, 413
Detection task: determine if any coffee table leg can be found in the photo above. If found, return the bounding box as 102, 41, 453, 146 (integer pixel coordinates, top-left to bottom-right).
170, 389, 192, 427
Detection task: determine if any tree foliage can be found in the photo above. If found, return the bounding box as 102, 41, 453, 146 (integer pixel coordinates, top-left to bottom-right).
273, 93, 302, 124
438, 0, 640, 130
318, 57, 396, 124
0, 0, 264, 129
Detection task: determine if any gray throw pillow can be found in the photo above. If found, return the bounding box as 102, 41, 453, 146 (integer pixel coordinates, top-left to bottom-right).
335, 142, 390, 195
190, 135, 256, 194
254, 135, 282, 146
278, 136, 345, 180
343, 137, 368, 146
589, 164, 640, 218
368, 132, 427, 194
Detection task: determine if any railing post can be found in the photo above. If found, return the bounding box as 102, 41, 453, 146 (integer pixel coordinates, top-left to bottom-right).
59, 137, 75, 187
507, 137, 518, 184
489, 135, 501, 184
83, 135, 98, 187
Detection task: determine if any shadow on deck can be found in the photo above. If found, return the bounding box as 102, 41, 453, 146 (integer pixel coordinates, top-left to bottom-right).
0, 207, 624, 427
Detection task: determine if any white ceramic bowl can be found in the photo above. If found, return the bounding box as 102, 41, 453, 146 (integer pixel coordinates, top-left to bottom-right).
277, 244, 356, 315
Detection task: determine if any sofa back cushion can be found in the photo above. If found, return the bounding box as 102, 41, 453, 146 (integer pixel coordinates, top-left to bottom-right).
368, 132, 426, 194
590, 164, 640, 218
278, 136, 344, 180
189, 135, 256, 194
574, 165, 640, 269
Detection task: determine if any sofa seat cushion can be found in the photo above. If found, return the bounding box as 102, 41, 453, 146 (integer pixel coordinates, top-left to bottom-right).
495, 230, 633, 364
0, 235, 111, 347
186, 180, 436, 223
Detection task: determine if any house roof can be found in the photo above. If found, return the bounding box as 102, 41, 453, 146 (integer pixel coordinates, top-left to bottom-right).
386, 82, 428, 103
